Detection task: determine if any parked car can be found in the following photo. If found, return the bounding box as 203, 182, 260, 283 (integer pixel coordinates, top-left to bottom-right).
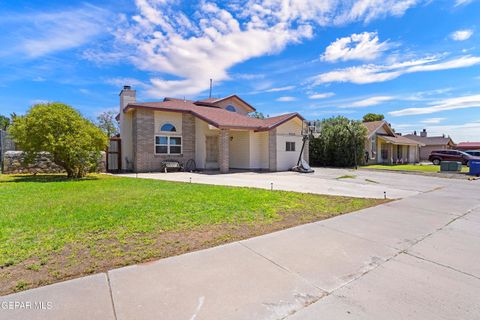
465, 150, 480, 157
429, 150, 480, 166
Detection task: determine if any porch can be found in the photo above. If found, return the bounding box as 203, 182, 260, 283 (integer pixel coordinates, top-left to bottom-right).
195, 120, 271, 173
377, 135, 419, 165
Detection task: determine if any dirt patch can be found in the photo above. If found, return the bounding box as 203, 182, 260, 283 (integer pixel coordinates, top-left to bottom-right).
0, 203, 388, 296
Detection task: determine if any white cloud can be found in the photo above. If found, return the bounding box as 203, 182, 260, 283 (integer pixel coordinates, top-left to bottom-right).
276, 96, 297, 102
2, 4, 109, 58
322, 32, 391, 62
264, 86, 295, 92
234, 73, 265, 80
389, 94, 480, 116
96, 0, 420, 98
343, 95, 395, 108
311, 55, 480, 85
450, 29, 473, 41
309, 92, 335, 99
106, 77, 149, 89
454, 0, 473, 6
333, 0, 420, 24
420, 117, 446, 124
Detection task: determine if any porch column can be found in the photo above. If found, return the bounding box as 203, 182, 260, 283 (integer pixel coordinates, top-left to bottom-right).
389, 144, 394, 165
268, 128, 277, 171
219, 129, 229, 173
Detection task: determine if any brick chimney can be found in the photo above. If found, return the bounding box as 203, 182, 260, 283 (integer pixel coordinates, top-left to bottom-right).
119, 85, 136, 171
420, 129, 427, 137
119, 85, 136, 112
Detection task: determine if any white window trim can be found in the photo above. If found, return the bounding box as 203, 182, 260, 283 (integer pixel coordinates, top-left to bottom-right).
154, 135, 182, 155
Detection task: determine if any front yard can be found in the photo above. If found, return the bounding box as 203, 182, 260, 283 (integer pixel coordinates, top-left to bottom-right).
363, 164, 469, 173
0, 174, 384, 295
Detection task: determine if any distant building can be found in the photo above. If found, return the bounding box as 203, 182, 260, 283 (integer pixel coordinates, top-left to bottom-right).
364, 120, 422, 165
456, 142, 480, 151
404, 129, 455, 160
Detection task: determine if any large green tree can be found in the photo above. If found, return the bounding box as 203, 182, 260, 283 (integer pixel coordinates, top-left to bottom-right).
9, 103, 107, 178
309, 116, 367, 167
362, 113, 384, 122
96, 110, 119, 137
0, 115, 10, 130
248, 111, 266, 119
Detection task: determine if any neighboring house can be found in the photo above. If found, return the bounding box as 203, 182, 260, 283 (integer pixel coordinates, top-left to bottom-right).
404, 129, 455, 160
456, 142, 480, 151
118, 86, 307, 173
364, 120, 423, 165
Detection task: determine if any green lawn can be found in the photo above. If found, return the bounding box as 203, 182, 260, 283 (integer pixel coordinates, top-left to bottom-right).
0, 174, 384, 294
363, 164, 469, 173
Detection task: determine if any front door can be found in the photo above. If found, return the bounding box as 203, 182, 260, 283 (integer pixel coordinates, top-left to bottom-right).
205, 136, 219, 169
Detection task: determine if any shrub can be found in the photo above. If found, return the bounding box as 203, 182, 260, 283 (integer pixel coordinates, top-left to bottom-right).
9, 103, 107, 178
309, 116, 367, 167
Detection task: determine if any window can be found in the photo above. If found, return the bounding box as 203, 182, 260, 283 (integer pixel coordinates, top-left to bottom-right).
225, 105, 236, 112
160, 123, 176, 132
286, 141, 295, 152
371, 135, 377, 159
155, 136, 182, 154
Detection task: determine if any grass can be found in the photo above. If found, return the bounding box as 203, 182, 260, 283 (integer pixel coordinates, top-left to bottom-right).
0, 174, 385, 295
363, 164, 469, 173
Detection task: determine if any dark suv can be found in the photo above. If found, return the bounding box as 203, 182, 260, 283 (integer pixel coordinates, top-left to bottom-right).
465, 150, 480, 157
429, 150, 480, 166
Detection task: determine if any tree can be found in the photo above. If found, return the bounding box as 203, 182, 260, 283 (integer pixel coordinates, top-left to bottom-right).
309, 116, 367, 167
9, 103, 107, 178
0, 115, 10, 130
96, 110, 119, 137
248, 111, 266, 119
362, 113, 384, 122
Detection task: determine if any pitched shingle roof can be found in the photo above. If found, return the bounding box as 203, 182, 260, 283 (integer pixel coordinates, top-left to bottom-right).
123, 98, 303, 131
194, 95, 256, 111
457, 142, 480, 149
363, 120, 395, 137
403, 134, 454, 146
379, 135, 424, 146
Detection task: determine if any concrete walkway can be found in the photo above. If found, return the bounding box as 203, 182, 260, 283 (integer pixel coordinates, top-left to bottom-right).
116, 168, 464, 199
1, 175, 479, 319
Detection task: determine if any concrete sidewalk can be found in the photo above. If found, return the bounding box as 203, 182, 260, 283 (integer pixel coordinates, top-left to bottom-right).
1, 180, 479, 319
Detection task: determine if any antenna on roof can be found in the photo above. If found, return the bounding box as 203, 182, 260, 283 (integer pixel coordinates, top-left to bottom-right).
209, 79, 213, 98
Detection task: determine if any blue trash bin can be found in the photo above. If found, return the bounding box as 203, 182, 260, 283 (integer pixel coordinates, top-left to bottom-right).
469, 160, 480, 176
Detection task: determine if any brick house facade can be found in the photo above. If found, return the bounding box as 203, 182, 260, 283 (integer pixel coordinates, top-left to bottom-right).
118, 86, 308, 173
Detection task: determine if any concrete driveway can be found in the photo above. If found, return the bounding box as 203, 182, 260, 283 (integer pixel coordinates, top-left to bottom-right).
1, 171, 479, 319
117, 167, 462, 199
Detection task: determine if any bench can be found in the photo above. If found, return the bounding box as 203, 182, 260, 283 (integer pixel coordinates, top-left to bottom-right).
160, 160, 183, 173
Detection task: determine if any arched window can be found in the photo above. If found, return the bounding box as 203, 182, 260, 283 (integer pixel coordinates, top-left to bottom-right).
160, 123, 176, 132
225, 105, 236, 112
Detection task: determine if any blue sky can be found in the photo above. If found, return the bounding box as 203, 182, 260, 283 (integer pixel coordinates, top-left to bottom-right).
1, 0, 480, 141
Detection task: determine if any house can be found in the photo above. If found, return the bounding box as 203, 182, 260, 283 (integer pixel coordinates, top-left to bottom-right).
404, 129, 455, 160
118, 86, 307, 173
456, 142, 480, 151
364, 120, 423, 165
